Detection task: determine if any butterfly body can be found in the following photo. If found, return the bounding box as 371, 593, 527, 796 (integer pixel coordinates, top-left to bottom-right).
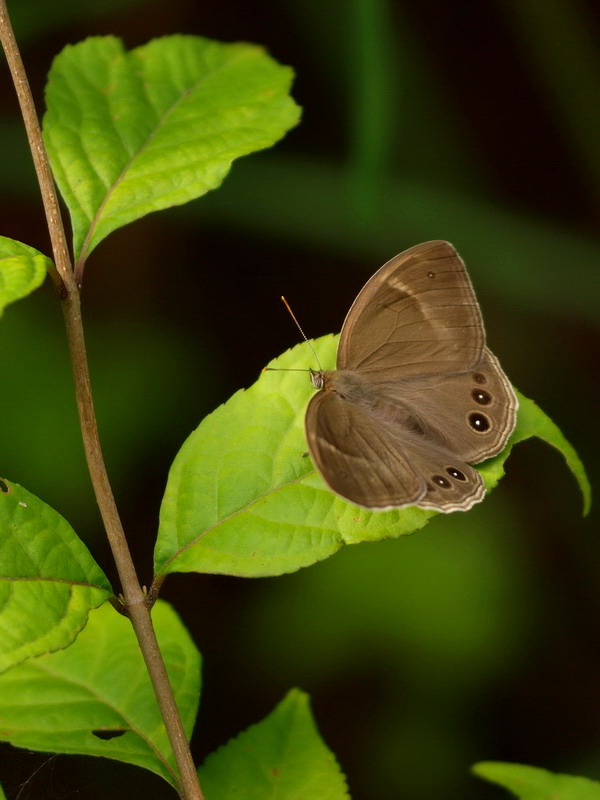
312, 370, 430, 435
305, 241, 518, 512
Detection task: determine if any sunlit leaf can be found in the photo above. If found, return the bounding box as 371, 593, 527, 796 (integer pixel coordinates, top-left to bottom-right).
473, 761, 600, 799
199, 689, 349, 799
43, 35, 300, 264
0, 479, 112, 673
156, 336, 586, 579
0, 237, 49, 317
0, 600, 200, 786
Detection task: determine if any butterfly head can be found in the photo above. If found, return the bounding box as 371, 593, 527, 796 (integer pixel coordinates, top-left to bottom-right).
309, 369, 325, 390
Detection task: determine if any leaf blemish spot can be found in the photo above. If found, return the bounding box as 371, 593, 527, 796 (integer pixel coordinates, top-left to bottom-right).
0, 479, 10, 493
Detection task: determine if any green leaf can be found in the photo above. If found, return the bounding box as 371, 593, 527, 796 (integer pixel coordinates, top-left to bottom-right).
472, 761, 600, 799
43, 35, 301, 264
199, 689, 349, 799
155, 336, 588, 579
0, 600, 200, 787
0, 479, 112, 673
0, 237, 49, 317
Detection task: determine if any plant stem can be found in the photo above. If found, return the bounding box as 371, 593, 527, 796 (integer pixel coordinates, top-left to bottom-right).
0, 5, 204, 798
62, 292, 206, 800
0, 2, 68, 295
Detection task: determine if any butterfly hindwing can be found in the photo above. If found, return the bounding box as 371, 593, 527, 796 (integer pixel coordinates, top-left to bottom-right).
305, 390, 424, 509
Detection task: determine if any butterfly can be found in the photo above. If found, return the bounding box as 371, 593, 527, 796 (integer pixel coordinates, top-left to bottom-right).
305, 241, 518, 512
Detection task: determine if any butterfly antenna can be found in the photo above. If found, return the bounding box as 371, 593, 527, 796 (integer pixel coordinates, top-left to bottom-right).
280, 295, 323, 371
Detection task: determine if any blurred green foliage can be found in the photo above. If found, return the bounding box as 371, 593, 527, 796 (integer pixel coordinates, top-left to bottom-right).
0, 1, 598, 799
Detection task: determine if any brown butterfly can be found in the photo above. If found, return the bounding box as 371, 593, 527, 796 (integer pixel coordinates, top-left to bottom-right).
305, 241, 518, 512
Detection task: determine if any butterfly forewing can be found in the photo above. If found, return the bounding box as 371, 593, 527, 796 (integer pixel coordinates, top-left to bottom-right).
337, 241, 485, 380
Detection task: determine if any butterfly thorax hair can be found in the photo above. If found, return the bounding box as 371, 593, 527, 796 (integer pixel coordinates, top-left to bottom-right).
310, 368, 441, 442
311, 369, 380, 400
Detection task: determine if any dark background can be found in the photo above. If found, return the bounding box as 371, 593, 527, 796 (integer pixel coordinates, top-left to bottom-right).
0, 0, 598, 798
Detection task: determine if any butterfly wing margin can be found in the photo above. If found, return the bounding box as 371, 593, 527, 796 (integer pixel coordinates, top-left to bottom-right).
337, 241, 486, 379
397, 435, 487, 512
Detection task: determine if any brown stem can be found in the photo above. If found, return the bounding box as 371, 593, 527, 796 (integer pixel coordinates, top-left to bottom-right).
0, 5, 204, 798
0, 1, 69, 295
62, 289, 204, 800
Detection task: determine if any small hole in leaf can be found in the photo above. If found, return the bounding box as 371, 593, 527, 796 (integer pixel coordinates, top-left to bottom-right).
92, 729, 126, 740
0, 480, 10, 494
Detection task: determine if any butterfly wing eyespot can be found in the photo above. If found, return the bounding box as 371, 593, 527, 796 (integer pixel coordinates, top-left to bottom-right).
472, 389, 492, 405
468, 412, 491, 433
446, 467, 467, 481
